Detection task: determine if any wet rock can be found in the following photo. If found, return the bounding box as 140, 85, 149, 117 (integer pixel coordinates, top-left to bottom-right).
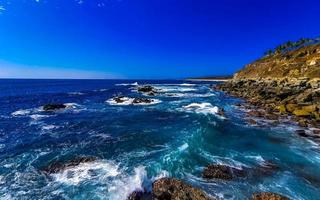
255, 160, 280, 176
247, 119, 258, 125
215, 77, 320, 132
41, 156, 97, 174
132, 98, 152, 104
295, 130, 308, 137
252, 192, 289, 200
43, 104, 66, 111
152, 178, 213, 200
127, 190, 152, 200
114, 96, 126, 103
138, 86, 157, 93
313, 129, 320, 135
202, 164, 245, 180
217, 108, 225, 117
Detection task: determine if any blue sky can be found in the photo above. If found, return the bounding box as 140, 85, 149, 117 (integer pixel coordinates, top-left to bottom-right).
0, 0, 319, 79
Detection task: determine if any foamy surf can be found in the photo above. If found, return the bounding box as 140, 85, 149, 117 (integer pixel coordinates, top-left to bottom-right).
116, 82, 139, 86
52, 160, 120, 185
106, 97, 162, 106
181, 103, 221, 116
11, 109, 32, 116
163, 92, 215, 98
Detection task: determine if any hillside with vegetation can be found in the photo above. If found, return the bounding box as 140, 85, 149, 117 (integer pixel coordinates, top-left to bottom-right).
234, 38, 320, 80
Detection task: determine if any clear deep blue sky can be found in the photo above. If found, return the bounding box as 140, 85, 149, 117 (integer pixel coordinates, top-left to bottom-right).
0, 0, 319, 79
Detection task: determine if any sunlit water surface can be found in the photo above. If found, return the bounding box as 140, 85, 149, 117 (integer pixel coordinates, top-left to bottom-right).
0, 79, 319, 200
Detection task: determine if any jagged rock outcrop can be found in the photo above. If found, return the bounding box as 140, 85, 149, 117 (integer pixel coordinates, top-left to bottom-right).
152, 178, 213, 200
215, 40, 320, 130
202, 164, 245, 180
43, 104, 67, 111
252, 192, 289, 200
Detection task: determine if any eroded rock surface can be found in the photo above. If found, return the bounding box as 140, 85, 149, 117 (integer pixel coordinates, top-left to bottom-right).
252, 192, 289, 200
202, 164, 245, 180
152, 178, 214, 200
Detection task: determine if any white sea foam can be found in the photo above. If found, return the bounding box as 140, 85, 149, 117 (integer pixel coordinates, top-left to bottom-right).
99, 88, 108, 92
116, 82, 139, 86
181, 103, 221, 116
108, 166, 147, 200
164, 93, 215, 98
68, 92, 84, 95
30, 114, 50, 120
41, 125, 59, 130
245, 155, 266, 163
178, 143, 189, 151
154, 86, 197, 93
52, 160, 120, 185
106, 97, 161, 106
11, 109, 31, 116
152, 83, 196, 87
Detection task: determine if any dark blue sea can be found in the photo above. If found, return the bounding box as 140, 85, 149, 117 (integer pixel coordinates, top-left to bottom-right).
0, 79, 319, 200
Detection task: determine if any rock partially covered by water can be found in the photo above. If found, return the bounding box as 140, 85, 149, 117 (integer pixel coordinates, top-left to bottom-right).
152, 178, 213, 200
252, 192, 289, 200
43, 104, 66, 111
114, 96, 127, 104
202, 164, 245, 180
108, 96, 161, 105
215, 78, 320, 130
132, 97, 153, 104
41, 156, 97, 174
137, 86, 158, 96
127, 190, 152, 200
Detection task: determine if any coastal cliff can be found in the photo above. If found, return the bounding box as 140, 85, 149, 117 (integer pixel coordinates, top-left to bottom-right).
216, 38, 320, 131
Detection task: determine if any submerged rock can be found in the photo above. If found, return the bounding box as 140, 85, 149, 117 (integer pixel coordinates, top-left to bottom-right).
252, 192, 289, 200
254, 160, 280, 176
41, 156, 97, 174
202, 164, 245, 180
295, 129, 308, 137
152, 178, 213, 200
43, 104, 66, 111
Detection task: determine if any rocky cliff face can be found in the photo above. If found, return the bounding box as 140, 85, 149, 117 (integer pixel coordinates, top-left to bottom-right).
216, 40, 320, 131
234, 43, 320, 80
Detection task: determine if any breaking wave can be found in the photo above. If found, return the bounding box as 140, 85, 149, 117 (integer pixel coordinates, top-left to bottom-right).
181, 103, 220, 116
116, 82, 139, 86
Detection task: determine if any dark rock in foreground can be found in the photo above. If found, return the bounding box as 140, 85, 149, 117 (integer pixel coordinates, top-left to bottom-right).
43, 104, 66, 111
152, 178, 213, 200
202, 164, 245, 180
127, 190, 152, 200
252, 192, 289, 200
41, 156, 97, 174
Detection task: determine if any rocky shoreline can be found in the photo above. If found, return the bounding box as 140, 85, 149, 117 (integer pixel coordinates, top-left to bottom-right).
38, 155, 290, 200
214, 78, 320, 139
